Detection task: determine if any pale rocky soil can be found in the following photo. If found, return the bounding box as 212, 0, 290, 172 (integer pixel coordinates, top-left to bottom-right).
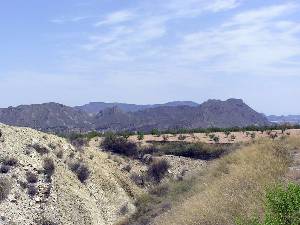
0, 124, 207, 225
0, 123, 140, 225
129, 129, 300, 144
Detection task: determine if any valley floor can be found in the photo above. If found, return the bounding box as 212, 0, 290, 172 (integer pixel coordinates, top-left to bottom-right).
129, 129, 300, 144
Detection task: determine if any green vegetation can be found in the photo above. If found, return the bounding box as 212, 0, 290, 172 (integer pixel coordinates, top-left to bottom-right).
147, 142, 233, 160
101, 133, 138, 157
237, 183, 300, 225
148, 138, 298, 225
137, 132, 144, 141
62, 124, 300, 148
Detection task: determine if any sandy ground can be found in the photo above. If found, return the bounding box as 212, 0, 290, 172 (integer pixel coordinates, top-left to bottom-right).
129, 129, 300, 144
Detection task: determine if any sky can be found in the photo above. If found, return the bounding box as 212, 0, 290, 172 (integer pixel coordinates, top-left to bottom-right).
0, 0, 300, 115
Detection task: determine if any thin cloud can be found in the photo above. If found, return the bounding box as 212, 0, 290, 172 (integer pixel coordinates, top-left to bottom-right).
227, 2, 298, 26
50, 16, 92, 24
94, 10, 136, 27
176, 3, 300, 76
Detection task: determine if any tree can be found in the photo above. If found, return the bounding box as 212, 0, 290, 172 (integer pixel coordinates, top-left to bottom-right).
137, 132, 144, 141
213, 136, 220, 143
224, 131, 231, 137
230, 134, 236, 141
162, 135, 169, 142
151, 129, 160, 136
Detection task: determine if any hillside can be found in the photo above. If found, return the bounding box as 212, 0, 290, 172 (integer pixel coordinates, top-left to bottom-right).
0, 103, 93, 133
0, 123, 140, 225
0, 99, 270, 133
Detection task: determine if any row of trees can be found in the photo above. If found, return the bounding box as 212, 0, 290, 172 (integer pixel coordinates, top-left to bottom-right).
64, 123, 299, 143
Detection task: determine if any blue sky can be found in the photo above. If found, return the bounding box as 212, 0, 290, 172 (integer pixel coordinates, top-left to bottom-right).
0, 0, 300, 115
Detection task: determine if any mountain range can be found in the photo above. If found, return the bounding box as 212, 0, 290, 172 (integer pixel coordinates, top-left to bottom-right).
74, 101, 199, 114
267, 115, 300, 124
0, 99, 270, 133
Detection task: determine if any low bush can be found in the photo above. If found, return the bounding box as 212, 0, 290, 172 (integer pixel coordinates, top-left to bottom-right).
213, 136, 220, 143
26, 171, 38, 183
178, 134, 187, 141
27, 184, 37, 197
30, 144, 49, 155
154, 142, 230, 160
147, 159, 170, 182
0, 177, 11, 202
55, 150, 64, 159
43, 158, 55, 180
0, 165, 10, 174
102, 134, 138, 157
70, 137, 87, 150
69, 162, 90, 183
3, 158, 18, 167
141, 145, 159, 155
162, 135, 169, 142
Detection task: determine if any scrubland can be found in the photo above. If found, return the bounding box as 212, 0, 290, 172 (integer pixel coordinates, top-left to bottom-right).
150, 137, 300, 225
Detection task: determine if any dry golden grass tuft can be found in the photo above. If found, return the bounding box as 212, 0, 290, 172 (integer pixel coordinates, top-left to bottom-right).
152, 137, 299, 225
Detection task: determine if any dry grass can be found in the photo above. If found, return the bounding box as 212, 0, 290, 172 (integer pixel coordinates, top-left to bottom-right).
152, 137, 298, 225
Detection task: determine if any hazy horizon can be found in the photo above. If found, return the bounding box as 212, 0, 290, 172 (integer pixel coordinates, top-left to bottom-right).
1, 0, 300, 115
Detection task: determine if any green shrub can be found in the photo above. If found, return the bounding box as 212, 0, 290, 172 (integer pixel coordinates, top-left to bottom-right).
264, 183, 300, 225
156, 142, 229, 160
237, 183, 300, 225
151, 129, 160, 136
101, 134, 138, 157
137, 132, 144, 141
